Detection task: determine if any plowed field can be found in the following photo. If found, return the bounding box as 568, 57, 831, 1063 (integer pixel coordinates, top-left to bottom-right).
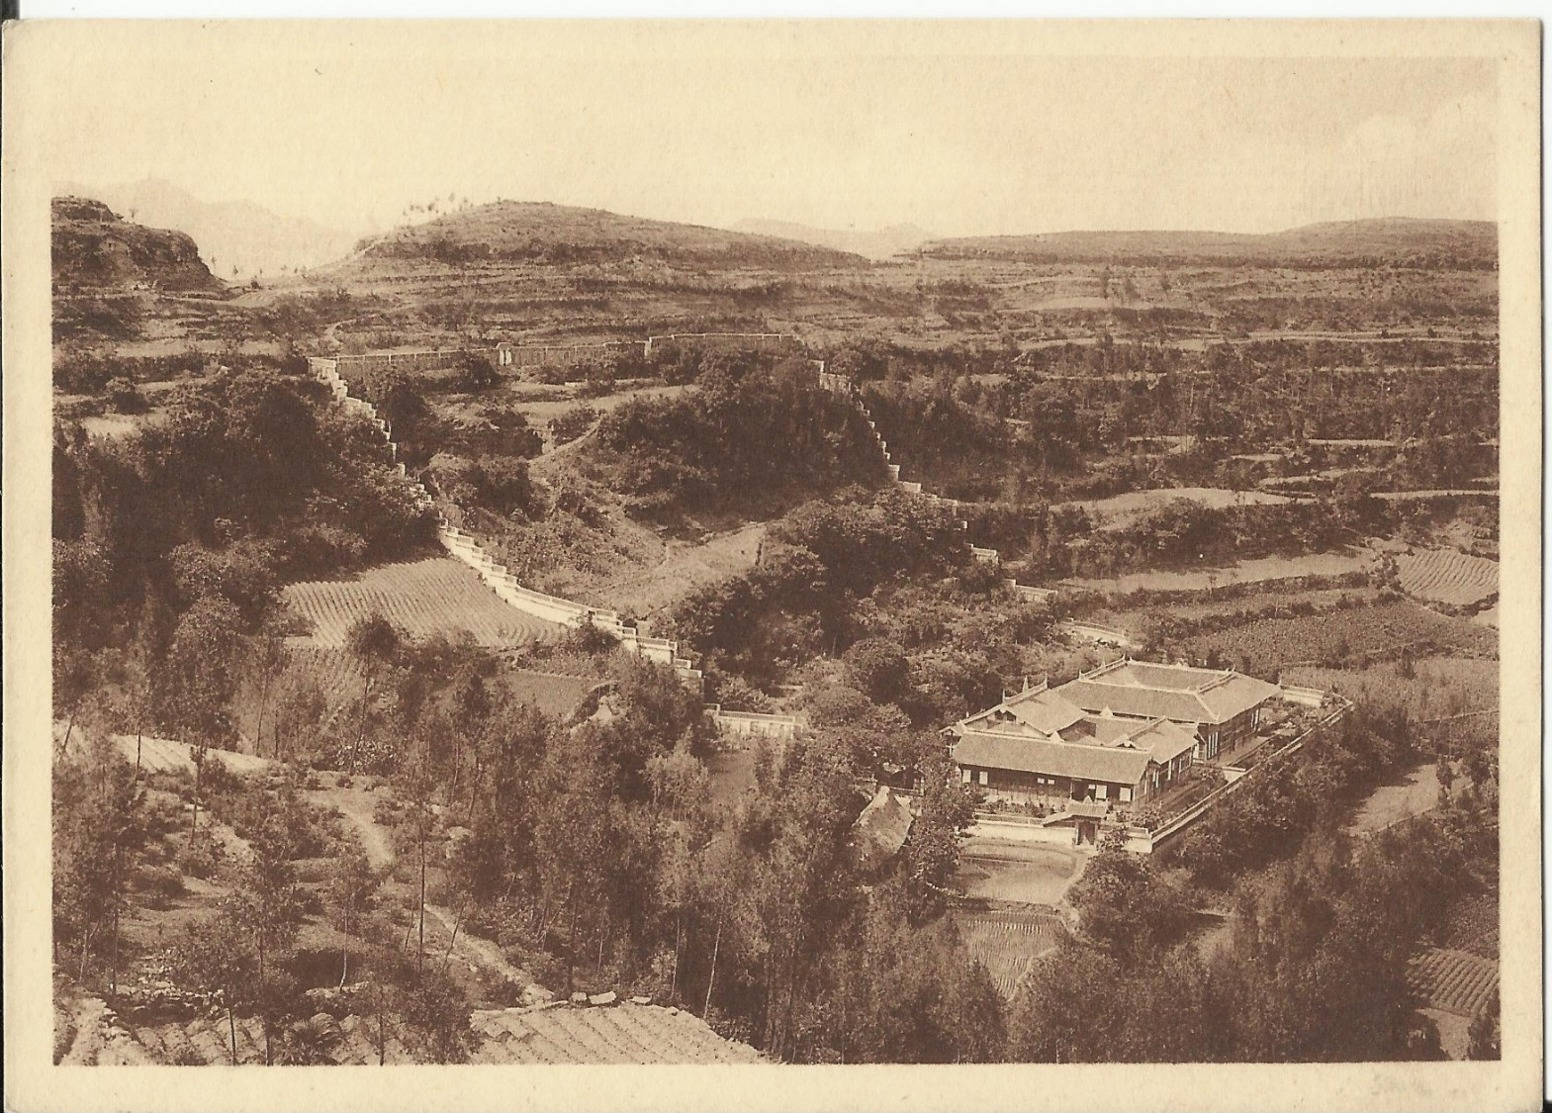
1409, 948, 1499, 1018
954, 911, 1066, 998
1395, 549, 1498, 608
284, 557, 563, 647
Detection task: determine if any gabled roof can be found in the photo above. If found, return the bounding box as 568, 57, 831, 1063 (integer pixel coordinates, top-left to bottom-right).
1065, 716, 1199, 764
1056, 660, 1279, 726
955, 684, 1088, 737
953, 730, 1153, 786
850, 787, 914, 873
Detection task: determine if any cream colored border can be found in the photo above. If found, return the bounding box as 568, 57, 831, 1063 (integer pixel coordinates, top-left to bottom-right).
3, 19, 1541, 1113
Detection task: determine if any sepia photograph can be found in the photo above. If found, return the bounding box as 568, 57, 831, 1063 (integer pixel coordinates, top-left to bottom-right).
2, 17, 1542, 1113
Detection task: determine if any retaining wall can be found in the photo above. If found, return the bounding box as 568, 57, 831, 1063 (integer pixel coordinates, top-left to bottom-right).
308, 356, 703, 689
813, 361, 1069, 598
707, 705, 799, 740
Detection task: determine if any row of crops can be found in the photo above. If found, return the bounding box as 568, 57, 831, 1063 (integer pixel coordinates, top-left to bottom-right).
1408, 948, 1499, 1018
953, 911, 1067, 999
1394, 548, 1499, 609
1183, 600, 1497, 672
283, 557, 564, 648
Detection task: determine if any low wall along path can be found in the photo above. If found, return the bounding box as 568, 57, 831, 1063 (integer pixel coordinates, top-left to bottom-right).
308, 357, 704, 689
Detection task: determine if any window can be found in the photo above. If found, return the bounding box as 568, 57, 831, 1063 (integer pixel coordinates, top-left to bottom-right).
961, 768, 972, 784
978, 770, 989, 787
1095, 784, 1108, 800
1119, 786, 1133, 803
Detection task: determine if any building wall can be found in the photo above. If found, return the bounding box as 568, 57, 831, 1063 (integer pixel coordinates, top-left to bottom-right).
958, 765, 1150, 806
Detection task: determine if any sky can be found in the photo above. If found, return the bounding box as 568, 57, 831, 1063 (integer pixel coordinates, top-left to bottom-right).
31, 23, 1498, 239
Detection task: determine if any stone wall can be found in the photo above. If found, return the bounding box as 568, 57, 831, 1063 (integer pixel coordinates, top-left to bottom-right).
308, 357, 703, 689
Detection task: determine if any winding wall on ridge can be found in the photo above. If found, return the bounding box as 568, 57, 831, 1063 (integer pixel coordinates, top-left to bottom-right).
308, 357, 703, 690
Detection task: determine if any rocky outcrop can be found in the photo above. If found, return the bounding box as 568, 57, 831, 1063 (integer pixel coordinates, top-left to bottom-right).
52, 195, 225, 294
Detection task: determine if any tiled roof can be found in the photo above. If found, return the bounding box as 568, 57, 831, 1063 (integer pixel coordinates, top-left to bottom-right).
851, 787, 914, 872
957, 686, 1088, 736
1062, 716, 1199, 764
1057, 661, 1278, 726
953, 731, 1153, 786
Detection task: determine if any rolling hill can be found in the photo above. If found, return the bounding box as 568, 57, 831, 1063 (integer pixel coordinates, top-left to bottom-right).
732, 218, 931, 260
345, 200, 868, 271
921, 218, 1497, 269
51, 196, 226, 294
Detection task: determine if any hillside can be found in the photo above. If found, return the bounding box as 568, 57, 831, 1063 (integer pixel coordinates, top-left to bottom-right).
346, 200, 867, 270
922, 218, 1497, 269
58, 177, 360, 281
732, 218, 931, 261
52, 196, 226, 294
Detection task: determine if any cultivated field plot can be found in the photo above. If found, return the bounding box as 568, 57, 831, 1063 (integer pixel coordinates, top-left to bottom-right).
468, 1003, 764, 1064
1070, 486, 1297, 526
1409, 948, 1499, 1018
1443, 891, 1499, 961
1103, 585, 1382, 632
1394, 548, 1499, 608
504, 670, 602, 719
956, 839, 1083, 906
110, 735, 270, 777
594, 524, 767, 616
1281, 656, 1498, 723
284, 557, 562, 647
1066, 550, 1371, 595
1182, 601, 1497, 671
279, 645, 365, 713
1345, 763, 1453, 835
953, 911, 1066, 998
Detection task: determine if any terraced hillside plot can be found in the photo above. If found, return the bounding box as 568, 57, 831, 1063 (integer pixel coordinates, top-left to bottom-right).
469, 1003, 765, 1064
954, 911, 1066, 998
1182, 601, 1497, 671
1395, 548, 1499, 608
1071, 486, 1298, 526
593, 523, 767, 616
1409, 948, 1499, 1018
505, 671, 602, 719
1064, 550, 1371, 595
284, 557, 562, 647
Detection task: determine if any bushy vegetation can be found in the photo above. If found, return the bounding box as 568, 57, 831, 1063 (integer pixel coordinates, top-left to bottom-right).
592, 354, 884, 517
1014, 782, 1496, 1061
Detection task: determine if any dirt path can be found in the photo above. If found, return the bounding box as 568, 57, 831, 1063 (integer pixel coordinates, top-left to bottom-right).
307, 784, 396, 869
56, 991, 152, 1066
424, 904, 553, 1007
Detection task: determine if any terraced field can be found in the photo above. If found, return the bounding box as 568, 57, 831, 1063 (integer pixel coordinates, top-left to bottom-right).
1409, 948, 1499, 1018
504, 671, 603, 719
1395, 548, 1499, 608
953, 911, 1066, 998
284, 557, 562, 647
469, 1002, 765, 1064
1182, 601, 1497, 671
111, 735, 270, 777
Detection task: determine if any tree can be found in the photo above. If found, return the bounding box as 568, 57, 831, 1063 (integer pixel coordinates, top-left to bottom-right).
898, 759, 976, 923
1468, 990, 1500, 1060
159, 596, 245, 833
1066, 846, 1190, 961
53, 729, 146, 989
326, 833, 381, 988
230, 810, 305, 1064
345, 613, 402, 772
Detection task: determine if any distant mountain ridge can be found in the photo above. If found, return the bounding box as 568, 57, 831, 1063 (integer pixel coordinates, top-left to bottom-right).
57, 178, 360, 280
345, 200, 868, 270
731, 219, 932, 261
922, 218, 1497, 268
52, 196, 224, 294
